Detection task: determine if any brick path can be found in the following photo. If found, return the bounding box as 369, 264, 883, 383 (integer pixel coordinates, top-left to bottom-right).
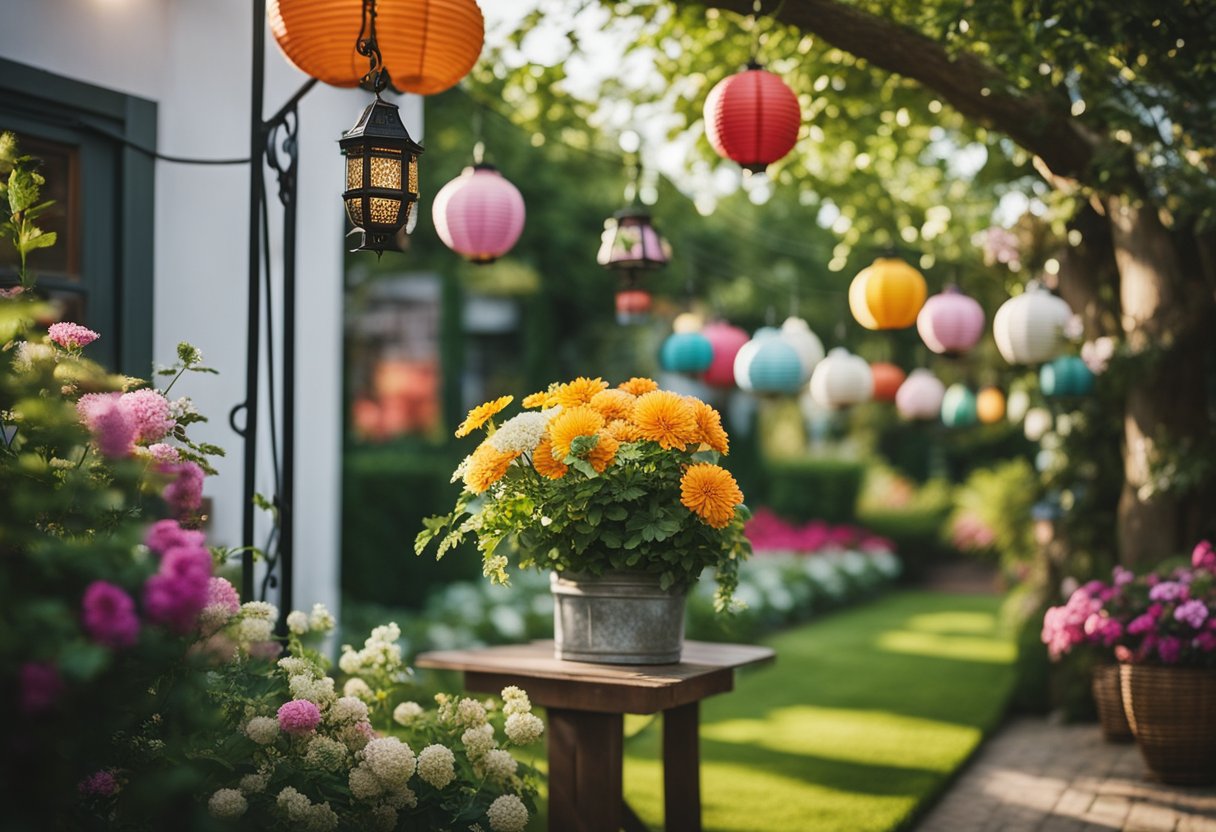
915, 717, 1216, 831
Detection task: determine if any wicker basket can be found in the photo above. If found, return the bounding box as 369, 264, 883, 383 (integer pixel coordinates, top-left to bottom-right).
1091, 664, 1132, 742
1121, 664, 1216, 785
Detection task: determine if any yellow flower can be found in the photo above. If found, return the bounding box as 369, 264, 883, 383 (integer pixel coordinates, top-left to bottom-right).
618, 377, 659, 396
532, 436, 568, 479
464, 443, 519, 494
632, 390, 699, 450
553, 377, 609, 409
589, 388, 636, 423
548, 406, 606, 460
522, 391, 549, 409
455, 396, 513, 438
691, 400, 730, 455
606, 419, 642, 443
680, 463, 744, 529
586, 433, 620, 473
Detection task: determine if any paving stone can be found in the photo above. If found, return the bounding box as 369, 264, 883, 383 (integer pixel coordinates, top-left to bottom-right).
1124, 801, 1180, 832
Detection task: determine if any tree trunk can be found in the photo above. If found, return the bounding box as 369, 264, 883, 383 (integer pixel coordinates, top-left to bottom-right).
1107, 198, 1213, 566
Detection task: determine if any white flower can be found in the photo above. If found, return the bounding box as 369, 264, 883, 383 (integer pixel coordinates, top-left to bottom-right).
488, 411, 550, 454
286, 611, 310, 634
416, 744, 456, 789
244, 716, 280, 745
452, 455, 472, 484
276, 786, 312, 820
237, 617, 274, 644
339, 720, 374, 752
369, 804, 397, 832
504, 712, 544, 745
304, 735, 349, 772
290, 674, 336, 704
309, 603, 335, 633
277, 657, 311, 676
456, 697, 488, 727
486, 794, 529, 832
393, 701, 424, 726
305, 802, 339, 832
344, 677, 375, 702
329, 696, 369, 724
360, 737, 416, 788
383, 783, 418, 810
461, 723, 496, 759
241, 601, 278, 620
238, 773, 268, 794
338, 646, 362, 675
500, 686, 531, 716
208, 788, 247, 819
348, 764, 382, 800
169, 396, 199, 421
478, 748, 518, 783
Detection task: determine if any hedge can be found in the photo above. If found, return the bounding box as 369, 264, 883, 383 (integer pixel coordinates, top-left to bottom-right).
765, 458, 866, 524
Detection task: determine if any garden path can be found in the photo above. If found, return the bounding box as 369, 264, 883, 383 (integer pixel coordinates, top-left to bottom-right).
914, 708, 1216, 831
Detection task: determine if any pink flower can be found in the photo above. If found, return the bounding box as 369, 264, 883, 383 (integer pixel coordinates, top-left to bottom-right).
1195, 632, 1216, 652
205, 577, 240, 615
144, 519, 205, 557
249, 640, 284, 661
1175, 599, 1210, 630
0, 286, 25, 298
1149, 581, 1184, 603
1112, 566, 1134, 587
161, 461, 204, 515
143, 545, 212, 633
81, 581, 140, 648
48, 322, 100, 349
1193, 540, 1216, 571
1127, 612, 1158, 635
20, 661, 63, 715
119, 388, 175, 444
77, 770, 119, 798
146, 443, 180, 464
76, 393, 137, 458
277, 699, 322, 735
1157, 636, 1183, 664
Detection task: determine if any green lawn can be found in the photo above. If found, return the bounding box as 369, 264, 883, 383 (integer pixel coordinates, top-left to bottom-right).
616, 590, 1016, 832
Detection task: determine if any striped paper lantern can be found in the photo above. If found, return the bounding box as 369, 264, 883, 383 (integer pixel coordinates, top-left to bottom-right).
917, 286, 986, 355
849, 258, 928, 330
941, 384, 978, 428
895, 369, 945, 420
703, 65, 801, 173
993, 284, 1072, 365
660, 332, 714, 374
809, 347, 874, 409
703, 322, 751, 388
432, 165, 525, 263
779, 317, 825, 384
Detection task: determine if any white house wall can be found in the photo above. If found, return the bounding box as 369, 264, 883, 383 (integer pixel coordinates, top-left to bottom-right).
0, 0, 423, 621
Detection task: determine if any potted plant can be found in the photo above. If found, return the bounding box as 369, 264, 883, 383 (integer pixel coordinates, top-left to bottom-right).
416, 376, 751, 664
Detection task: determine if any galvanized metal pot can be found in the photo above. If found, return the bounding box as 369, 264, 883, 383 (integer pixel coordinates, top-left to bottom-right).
550, 570, 686, 665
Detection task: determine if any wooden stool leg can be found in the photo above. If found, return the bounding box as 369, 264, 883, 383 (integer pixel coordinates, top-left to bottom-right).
547, 707, 623, 832
663, 702, 702, 832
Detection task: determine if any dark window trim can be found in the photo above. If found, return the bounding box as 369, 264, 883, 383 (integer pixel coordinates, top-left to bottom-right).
0, 56, 157, 377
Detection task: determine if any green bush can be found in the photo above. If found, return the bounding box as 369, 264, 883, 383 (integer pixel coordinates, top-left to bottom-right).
341, 442, 481, 607
858, 506, 954, 581
765, 458, 866, 523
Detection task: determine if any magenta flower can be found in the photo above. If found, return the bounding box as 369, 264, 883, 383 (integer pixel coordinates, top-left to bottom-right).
77, 770, 119, 798
1193, 540, 1216, 571
144, 518, 205, 557
20, 661, 63, 715
76, 393, 137, 458
48, 322, 100, 349
1112, 566, 1134, 587
277, 699, 322, 735
206, 577, 240, 615
1149, 581, 1184, 603
82, 581, 140, 648
1157, 636, 1183, 664
1175, 599, 1210, 630
1195, 632, 1216, 653
1127, 612, 1158, 635
146, 443, 180, 464
161, 461, 204, 515
120, 388, 175, 444
143, 545, 212, 633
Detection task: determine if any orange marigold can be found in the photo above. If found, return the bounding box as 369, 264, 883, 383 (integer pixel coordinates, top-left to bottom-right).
692, 400, 730, 455
589, 388, 636, 422
553, 377, 609, 408
680, 463, 744, 529
455, 395, 513, 438
618, 377, 659, 396
632, 390, 699, 450
532, 435, 568, 479
606, 419, 642, 443
463, 443, 519, 493
586, 432, 620, 473
547, 405, 606, 459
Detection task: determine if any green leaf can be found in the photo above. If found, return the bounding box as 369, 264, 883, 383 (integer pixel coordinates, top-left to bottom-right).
20, 229, 56, 252
7, 167, 43, 213
570, 458, 597, 478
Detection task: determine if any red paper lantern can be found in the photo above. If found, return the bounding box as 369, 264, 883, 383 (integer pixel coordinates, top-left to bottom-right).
703, 64, 801, 173
615, 289, 651, 325
869, 362, 907, 403
702, 322, 751, 388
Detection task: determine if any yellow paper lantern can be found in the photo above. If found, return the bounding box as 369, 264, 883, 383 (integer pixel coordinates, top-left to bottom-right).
976, 386, 1006, 424
848, 257, 928, 330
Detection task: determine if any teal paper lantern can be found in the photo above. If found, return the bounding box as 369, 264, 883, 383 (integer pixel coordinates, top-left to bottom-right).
748, 338, 803, 394
659, 332, 714, 374
941, 384, 978, 428
1040, 356, 1094, 397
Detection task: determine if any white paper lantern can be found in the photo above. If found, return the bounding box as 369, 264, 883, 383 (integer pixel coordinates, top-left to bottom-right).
809, 347, 873, 409
779, 316, 825, 384
1023, 407, 1054, 441
993, 284, 1072, 365
895, 368, 946, 420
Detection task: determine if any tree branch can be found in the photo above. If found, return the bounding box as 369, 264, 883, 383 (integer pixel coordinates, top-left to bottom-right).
687, 0, 1099, 182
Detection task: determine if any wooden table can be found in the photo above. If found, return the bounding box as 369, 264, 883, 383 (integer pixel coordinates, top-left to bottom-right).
415, 640, 775, 832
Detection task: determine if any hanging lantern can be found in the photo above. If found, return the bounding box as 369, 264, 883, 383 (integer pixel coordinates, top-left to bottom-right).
809, 347, 874, 409
1023, 407, 1054, 442
917, 286, 986, 355
597, 208, 670, 271
849, 257, 928, 330
268, 0, 485, 95
703, 63, 801, 173
615, 287, 651, 325
1040, 355, 1095, 398
673, 312, 704, 334
431, 164, 525, 264
340, 96, 424, 253
869, 362, 906, 403
895, 369, 945, 420
976, 386, 1006, 424
1006, 388, 1031, 424
660, 331, 714, 375
732, 327, 779, 392
993, 283, 1072, 365
703, 321, 750, 388
779, 317, 825, 384
941, 384, 978, 428
747, 338, 803, 394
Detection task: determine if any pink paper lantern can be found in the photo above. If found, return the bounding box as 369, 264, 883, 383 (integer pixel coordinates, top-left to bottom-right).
895, 368, 946, 420
702, 321, 750, 388
432, 164, 525, 263
917, 286, 986, 355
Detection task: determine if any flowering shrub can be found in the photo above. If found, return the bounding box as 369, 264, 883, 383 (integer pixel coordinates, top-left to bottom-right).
744, 507, 894, 555
417, 378, 752, 610
1042, 540, 1216, 667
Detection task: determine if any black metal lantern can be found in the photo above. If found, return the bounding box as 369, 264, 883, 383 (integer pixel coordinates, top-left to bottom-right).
596, 208, 670, 272
340, 96, 424, 254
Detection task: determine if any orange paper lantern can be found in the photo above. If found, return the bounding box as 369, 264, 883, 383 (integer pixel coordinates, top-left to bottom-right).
977, 387, 1007, 424
268, 0, 484, 95
848, 257, 928, 330
869, 362, 907, 402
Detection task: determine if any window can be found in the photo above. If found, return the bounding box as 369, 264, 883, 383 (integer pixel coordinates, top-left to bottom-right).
0, 57, 156, 375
